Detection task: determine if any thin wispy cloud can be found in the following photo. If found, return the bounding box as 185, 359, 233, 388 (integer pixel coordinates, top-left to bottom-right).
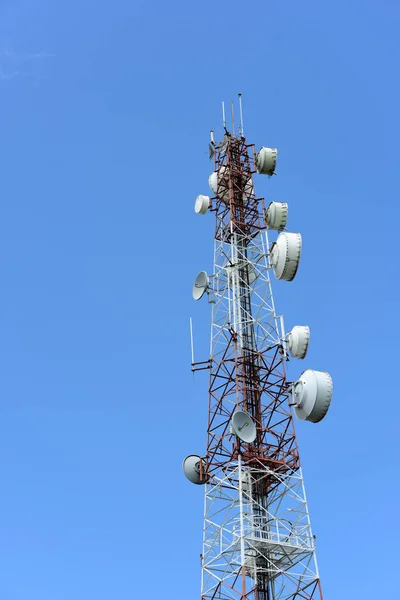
0, 45, 55, 82
4, 48, 55, 60
0, 65, 19, 79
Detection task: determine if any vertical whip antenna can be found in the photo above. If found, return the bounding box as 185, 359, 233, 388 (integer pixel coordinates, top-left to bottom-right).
238, 93, 244, 137
189, 317, 195, 368
231, 101, 235, 136
222, 101, 226, 129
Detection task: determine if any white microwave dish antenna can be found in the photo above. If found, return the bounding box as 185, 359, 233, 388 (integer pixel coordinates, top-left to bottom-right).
243, 177, 254, 203
209, 167, 253, 203
208, 171, 218, 195
288, 325, 310, 359
231, 411, 257, 443
292, 369, 333, 423
182, 455, 208, 485
256, 147, 278, 176
270, 232, 302, 281
192, 271, 209, 300
265, 201, 288, 230
209, 165, 228, 200
194, 194, 210, 215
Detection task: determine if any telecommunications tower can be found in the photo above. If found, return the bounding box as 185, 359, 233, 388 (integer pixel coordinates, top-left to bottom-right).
183, 97, 333, 600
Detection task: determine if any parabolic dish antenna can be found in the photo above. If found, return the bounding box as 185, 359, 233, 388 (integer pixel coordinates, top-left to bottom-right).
292, 369, 333, 423
194, 194, 210, 215
270, 232, 302, 281
231, 411, 257, 443
243, 177, 254, 202
265, 202, 288, 231
288, 325, 310, 359
256, 147, 278, 176
209, 167, 253, 204
209, 166, 228, 200
182, 454, 208, 485
192, 271, 209, 301
208, 171, 218, 195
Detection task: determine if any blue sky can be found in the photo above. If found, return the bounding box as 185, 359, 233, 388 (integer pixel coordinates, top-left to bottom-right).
0, 1, 399, 598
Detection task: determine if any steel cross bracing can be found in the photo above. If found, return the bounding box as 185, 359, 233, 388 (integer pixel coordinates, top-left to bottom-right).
200, 134, 323, 600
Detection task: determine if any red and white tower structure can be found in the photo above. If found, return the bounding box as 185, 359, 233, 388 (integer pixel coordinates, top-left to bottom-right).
184, 98, 333, 600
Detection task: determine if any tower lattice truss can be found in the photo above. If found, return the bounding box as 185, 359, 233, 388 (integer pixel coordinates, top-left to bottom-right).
184, 117, 333, 600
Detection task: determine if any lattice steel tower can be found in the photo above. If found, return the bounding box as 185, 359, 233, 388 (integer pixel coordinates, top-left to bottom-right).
184, 97, 333, 600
